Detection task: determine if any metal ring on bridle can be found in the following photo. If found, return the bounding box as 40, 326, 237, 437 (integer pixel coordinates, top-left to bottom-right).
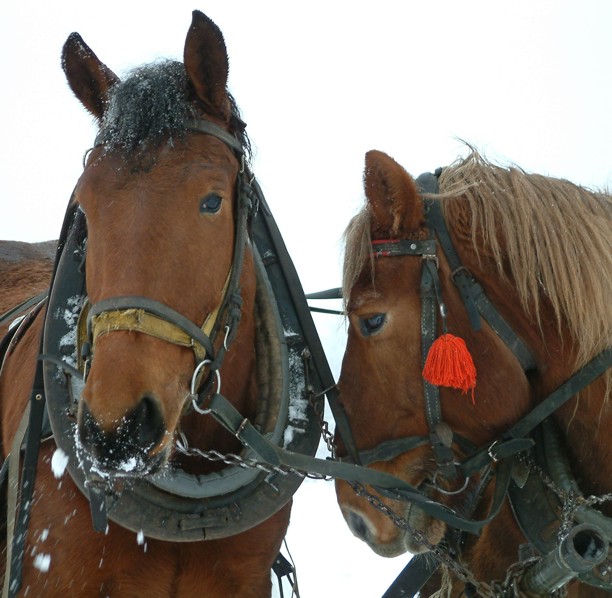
430, 469, 470, 496
190, 359, 221, 415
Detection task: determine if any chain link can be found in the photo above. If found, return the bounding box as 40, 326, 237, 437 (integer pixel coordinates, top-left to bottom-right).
302, 349, 338, 459
174, 443, 330, 481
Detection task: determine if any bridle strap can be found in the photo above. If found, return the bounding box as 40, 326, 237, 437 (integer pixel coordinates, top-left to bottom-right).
425, 198, 537, 371
81, 117, 255, 399
420, 256, 459, 480
87, 296, 216, 359
184, 118, 244, 156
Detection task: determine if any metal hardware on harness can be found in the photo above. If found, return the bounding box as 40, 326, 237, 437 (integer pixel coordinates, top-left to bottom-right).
487, 440, 500, 463
431, 469, 470, 496
190, 360, 220, 415
518, 523, 607, 594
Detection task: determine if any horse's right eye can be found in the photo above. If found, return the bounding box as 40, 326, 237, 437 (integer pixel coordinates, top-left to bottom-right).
200, 193, 223, 214
359, 313, 386, 336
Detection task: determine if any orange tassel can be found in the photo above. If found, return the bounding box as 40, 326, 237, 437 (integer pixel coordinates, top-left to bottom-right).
422, 333, 476, 403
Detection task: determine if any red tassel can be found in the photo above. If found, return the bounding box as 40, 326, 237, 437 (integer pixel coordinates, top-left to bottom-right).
422, 333, 476, 403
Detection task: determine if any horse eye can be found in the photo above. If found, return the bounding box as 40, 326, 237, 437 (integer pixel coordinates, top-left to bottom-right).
200, 193, 223, 214
359, 313, 386, 336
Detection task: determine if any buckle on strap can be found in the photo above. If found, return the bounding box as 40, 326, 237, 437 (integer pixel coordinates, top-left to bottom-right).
461, 437, 535, 477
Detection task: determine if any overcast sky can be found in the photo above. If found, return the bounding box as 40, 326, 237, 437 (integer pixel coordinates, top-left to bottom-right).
2, 2, 611, 596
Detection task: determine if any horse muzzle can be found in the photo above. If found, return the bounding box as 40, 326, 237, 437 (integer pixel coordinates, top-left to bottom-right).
77, 395, 169, 477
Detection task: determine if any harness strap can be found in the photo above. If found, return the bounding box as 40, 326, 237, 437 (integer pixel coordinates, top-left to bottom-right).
2, 404, 30, 598
204, 391, 512, 535
184, 119, 244, 156
421, 257, 458, 480
426, 199, 537, 371
87, 296, 215, 360
349, 437, 429, 467
506, 347, 612, 440
6, 357, 47, 597
0, 292, 48, 329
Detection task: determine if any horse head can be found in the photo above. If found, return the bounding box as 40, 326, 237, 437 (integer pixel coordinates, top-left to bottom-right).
334, 150, 535, 558
62, 11, 256, 477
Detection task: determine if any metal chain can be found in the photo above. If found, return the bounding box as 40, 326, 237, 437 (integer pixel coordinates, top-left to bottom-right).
174, 442, 330, 481
302, 349, 337, 459
519, 451, 612, 542
310, 392, 336, 458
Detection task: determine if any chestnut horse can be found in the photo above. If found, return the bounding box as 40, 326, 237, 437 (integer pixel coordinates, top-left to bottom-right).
0, 11, 307, 597
335, 149, 611, 596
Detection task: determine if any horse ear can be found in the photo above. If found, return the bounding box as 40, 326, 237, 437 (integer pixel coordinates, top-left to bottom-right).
364, 150, 424, 237
184, 10, 230, 121
61, 33, 120, 119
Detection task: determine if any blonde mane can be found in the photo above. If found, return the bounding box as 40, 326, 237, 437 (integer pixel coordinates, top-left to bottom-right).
343, 150, 612, 374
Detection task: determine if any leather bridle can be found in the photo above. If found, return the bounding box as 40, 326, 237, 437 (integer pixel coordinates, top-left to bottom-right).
352, 170, 537, 486
78, 118, 257, 410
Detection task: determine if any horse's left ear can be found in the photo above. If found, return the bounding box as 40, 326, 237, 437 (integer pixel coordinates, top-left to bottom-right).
364, 150, 423, 237
184, 11, 230, 121
62, 33, 120, 119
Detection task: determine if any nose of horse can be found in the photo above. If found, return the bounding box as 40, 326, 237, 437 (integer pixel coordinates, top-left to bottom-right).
78, 395, 166, 473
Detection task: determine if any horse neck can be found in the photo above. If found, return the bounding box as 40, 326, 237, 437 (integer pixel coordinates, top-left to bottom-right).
457, 234, 612, 497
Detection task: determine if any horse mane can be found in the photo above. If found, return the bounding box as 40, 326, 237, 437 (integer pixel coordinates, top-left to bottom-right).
439, 150, 611, 370
97, 60, 251, 161
343, 149, 612, 374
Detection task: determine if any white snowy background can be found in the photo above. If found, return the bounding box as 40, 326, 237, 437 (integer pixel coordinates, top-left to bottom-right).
2, 1, 611, 596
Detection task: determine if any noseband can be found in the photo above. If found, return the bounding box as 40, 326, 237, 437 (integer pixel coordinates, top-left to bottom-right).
78, 119, 256, 407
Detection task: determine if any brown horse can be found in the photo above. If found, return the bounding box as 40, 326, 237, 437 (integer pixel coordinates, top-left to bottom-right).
0, 11, 306, 597
335, 149, 611, 596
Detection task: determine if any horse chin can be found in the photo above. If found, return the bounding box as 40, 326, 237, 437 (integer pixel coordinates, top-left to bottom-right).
337, 471, 449, 558
403, 502, 447, 554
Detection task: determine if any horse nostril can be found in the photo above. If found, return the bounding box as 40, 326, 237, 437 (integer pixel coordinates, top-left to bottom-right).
347, 510, 370, 543
79, 401, 104, 449
128, 395, 165, 450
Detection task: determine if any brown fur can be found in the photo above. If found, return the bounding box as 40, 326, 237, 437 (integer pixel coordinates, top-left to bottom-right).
0, 12, 290, 597
336, 149, 611, 596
